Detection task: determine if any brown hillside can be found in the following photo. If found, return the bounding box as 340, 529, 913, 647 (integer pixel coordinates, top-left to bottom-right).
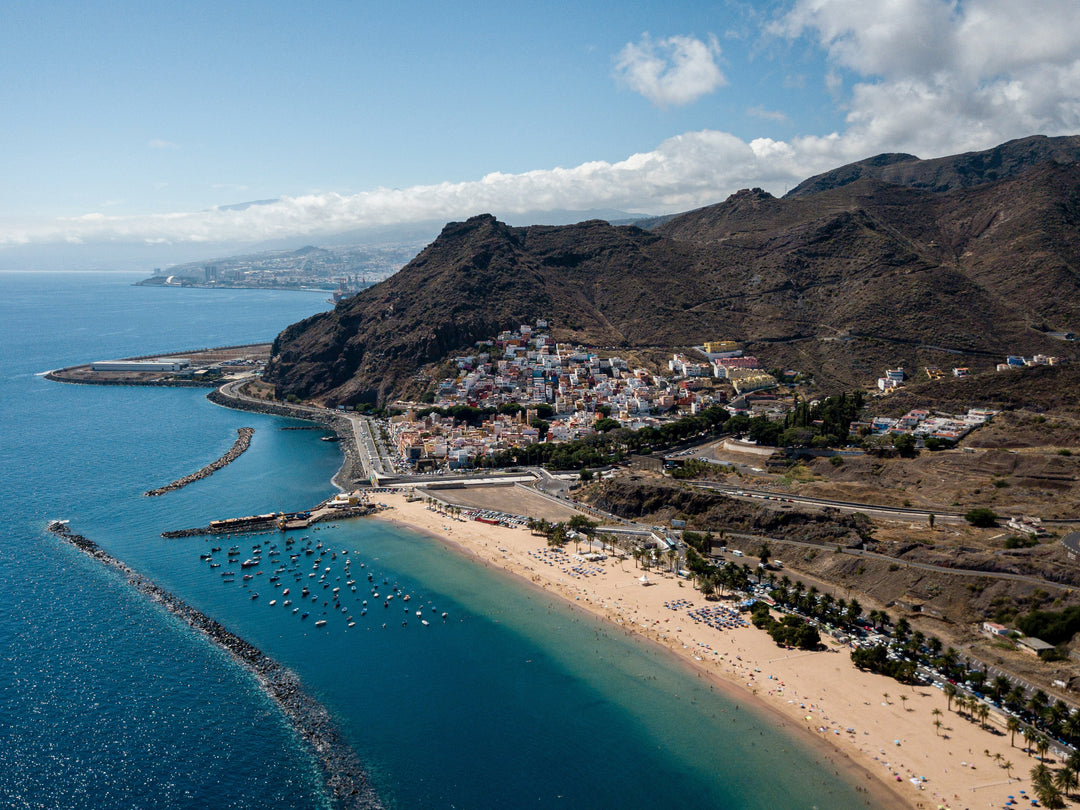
786, 133, 1080, 197
265, 138, 1080, 406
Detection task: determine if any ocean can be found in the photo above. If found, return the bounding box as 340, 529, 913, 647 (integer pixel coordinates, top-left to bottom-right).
0, 271, 873, 809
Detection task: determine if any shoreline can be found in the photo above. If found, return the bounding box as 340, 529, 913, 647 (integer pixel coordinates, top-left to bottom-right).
46, 521, 382, 810
202, 381, 1037, 808
204, 387, 361, 491
373, 492, 1039, 810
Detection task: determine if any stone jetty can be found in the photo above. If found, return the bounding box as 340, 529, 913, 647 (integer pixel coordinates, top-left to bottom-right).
46, 520, 383, 810
161, 501, 376, 539
145, 427, 254, 496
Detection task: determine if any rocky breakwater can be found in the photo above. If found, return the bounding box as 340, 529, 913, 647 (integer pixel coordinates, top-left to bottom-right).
145, 427, 255, 496
45, 520, 383, 810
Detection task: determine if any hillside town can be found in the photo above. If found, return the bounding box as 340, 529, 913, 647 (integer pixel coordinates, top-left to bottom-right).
385, 321, 781, 469
381, 320, 1005, 472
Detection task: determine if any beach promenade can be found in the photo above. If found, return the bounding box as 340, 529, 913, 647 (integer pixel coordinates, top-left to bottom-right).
374, 491, 1044, 810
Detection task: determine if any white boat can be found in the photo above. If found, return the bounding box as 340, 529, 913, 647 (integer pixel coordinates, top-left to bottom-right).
315, 619, 327, 627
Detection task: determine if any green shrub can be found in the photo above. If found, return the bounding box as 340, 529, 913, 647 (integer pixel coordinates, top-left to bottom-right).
964, 507, 999, 528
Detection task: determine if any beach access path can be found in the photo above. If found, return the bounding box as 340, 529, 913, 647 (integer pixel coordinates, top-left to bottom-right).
374, 491, 1042, 810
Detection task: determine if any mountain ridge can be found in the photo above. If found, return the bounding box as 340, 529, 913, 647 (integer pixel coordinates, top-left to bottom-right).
265, 136, 1080, 406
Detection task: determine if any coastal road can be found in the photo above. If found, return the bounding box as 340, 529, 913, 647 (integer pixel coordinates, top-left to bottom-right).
716, 530, 1080, 594
691, 482, 1080, 526
690, 482, 967, 524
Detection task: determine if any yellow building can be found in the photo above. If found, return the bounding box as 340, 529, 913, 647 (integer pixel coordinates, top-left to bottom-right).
703, 340, 739, 353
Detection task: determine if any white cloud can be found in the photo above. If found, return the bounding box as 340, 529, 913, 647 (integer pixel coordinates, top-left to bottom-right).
747, 105, 789, 123
6, 2, 1080, 251
0, 131, 838, 247
771, 0, 1080, 157
148, 139, 179, 149
614, 33, 726, 107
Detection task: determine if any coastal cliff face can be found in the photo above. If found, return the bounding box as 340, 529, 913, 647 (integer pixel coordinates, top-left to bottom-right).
265, 136, 1080, 406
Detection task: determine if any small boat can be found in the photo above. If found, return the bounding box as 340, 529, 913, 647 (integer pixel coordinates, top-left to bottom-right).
210, 563, 220, 568
283, 600, 292, 606
251, 593, 259, 600
301, 612, 309, 619
441, 613, 448, 619
402, 595, 410, 602
242, 574, 253, 581
269, 599, 277, 606
241, 559, 258, 568
315, 619, 327, 627
292, 608, 299, 614
348, 621, 355, 627
415, 611, 422, 618
422, 620, 429, 626
283, 588, 289, 596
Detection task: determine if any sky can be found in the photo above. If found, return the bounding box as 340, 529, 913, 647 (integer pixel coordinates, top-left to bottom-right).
3, 0, 1080, 264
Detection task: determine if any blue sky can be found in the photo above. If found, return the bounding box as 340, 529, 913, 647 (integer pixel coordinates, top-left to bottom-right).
3, 0, 1080, 257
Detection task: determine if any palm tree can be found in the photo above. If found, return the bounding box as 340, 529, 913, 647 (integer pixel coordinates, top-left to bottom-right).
1007, 716, 1021, 748
977, 702, 990, 730
1054, 765, 1078, 799
882, 692, 890, 705
926, 635, 943, 657
1023, 726, 1038, 757
1006, 685, 1026, 711
943, 683, 957, 712
1067, 749, 1080, 773
992, 675, 1012, 704
1003, 759, 1013, 780
846, 598, 862, 625
1029, 689, 1050, 718
899, 694, 909, 711
933, 718, 943, 736
1032, 761, 1052, 787
1036, 735, 1050, 763
959, 695, 976, 721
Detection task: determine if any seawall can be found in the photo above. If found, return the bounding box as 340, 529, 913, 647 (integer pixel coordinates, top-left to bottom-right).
46, 521, 383, 810
145, 427, 255, 496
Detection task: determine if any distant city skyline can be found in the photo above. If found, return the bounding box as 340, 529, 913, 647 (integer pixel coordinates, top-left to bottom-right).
3, 0, 1080, 261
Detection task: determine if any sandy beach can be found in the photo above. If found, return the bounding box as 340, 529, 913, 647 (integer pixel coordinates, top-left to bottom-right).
373, 490, 1046, 810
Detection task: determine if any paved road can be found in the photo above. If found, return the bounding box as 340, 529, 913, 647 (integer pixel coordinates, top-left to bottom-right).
718, 531, 1080, 593
691, 481, 1080, 525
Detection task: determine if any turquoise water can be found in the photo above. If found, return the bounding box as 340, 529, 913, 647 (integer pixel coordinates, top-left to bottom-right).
0, 272, 873, 809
